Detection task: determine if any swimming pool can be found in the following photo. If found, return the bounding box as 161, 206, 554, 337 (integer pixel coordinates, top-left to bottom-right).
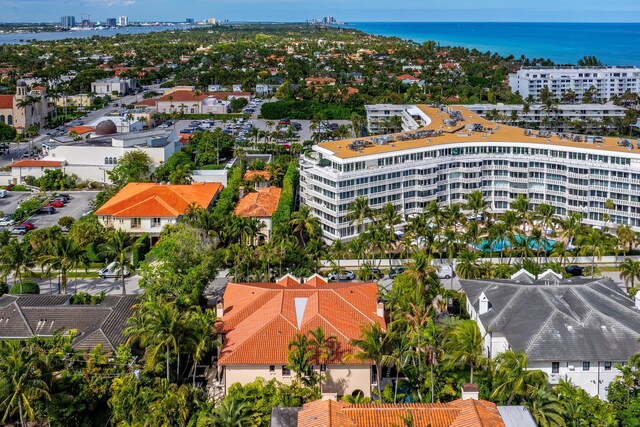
474, 235, 555, 252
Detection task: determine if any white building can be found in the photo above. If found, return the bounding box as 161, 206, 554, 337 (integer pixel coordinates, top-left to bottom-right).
509, 67, 640, 102
300, 105, 640, 242
117, 16, 129, 26
460, 273, 640, 400
91, 77, 136, 96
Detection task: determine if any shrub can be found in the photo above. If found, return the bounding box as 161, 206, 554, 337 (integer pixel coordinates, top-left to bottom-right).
212, 165, 243, 218
0, 282, 8, 297
260, 100, 362, 120
70, 291, 106, 305
58, 216, 76, 229
132, 234, 151, 267
271, 159, 299, 236
9, 281, 40, 294
8, 185, 29, 192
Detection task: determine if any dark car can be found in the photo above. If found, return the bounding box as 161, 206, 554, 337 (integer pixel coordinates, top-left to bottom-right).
38, 206, 56, 215
389, 266, 405, 279
368, 268, 384, 280
291, 122, 302, 131
58, 193, 71, 199
565, 265, 584, 276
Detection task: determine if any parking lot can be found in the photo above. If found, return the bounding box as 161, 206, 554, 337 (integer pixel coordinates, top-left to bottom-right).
0, 190, 31, 218
27, 191, 97, 229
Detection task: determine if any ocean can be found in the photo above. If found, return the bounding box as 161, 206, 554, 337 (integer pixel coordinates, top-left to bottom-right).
349, 22, 640, 66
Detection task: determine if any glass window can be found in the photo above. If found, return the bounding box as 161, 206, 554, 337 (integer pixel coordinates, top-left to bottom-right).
604, 362, 612, 371
552, 362, 560, 374
282, 366, 291, 376
269, 365, 275, 373
152, 218, 161, 227
583, 361, 590, 371
131, 218, 141, 229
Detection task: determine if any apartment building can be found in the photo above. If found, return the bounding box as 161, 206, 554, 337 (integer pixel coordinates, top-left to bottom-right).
300, 105, 640, 242
91, 77, 136, 96
364, 104, 431, 134
509, 67, 640, 101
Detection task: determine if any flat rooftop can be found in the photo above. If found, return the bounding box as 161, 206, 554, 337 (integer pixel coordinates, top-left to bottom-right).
317, 105, 638, 160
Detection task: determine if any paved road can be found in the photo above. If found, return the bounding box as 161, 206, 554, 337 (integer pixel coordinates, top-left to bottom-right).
36, 275, 142, 295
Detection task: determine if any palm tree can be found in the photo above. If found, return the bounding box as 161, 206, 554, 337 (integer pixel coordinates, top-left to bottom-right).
99, 229, 141, 295
185, 309, 219, 387
465, 191, 488, 220
346, 196, 372, 235
550, 241, 572, 267
287, 333, 317, 387
0, 341, 50, 426
0, 239, 35, 293
455, 250, 481, 279
535, 203, 556, 237
617, 224, 635, 256
404, 250, 436, 299
213, 399, 253, 427
491, 351, 547, 405
576, 227, 609, 277
290, 205, 320, 247
525, 388, 566, 427
443, 319, 488, 383
347, 322, 391, 400
38, 235, 88, 294
424, 200, 445, 231
511, 195, 530, 231
308, 327, 337, 392
619, 259, 640, 292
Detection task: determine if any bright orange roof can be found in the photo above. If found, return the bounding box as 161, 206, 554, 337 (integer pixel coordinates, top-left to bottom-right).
10, 160, 63, 168
397, 74, 420, 81
159, 90, 208, 102
243, 170, 272, 181
297, 398, 507, 427
68, 125, 95, 135
94, 182, 223, 218
234, 186, 281, 218
216, 275, 385, 365
0, 94, 13, 109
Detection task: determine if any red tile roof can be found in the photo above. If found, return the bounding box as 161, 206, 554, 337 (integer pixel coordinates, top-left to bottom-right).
397, 74, 420, 81
32, 85, 46, 91
297, 398, 507, 427
94, 182, 223, 218
243, 170, 272, 181
68, 125, 95, 135
216, 275, 385, 365
0, 94, 13, 109
305, 77, 336, 85
234, 186, 281, 218
135, 99, 157, 107
10, 160, 63, 168
159, 90, 208, 102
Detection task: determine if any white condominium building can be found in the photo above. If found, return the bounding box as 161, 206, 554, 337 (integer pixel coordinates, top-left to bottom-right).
300, 105, 640, 242
509, 67, 640, 101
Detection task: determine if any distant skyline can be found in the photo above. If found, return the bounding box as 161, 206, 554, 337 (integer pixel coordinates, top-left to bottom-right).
1, 0, 639, 23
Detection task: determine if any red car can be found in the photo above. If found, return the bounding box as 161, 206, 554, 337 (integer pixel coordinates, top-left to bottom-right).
48, 201, 64, 208
21, 222, 35, 230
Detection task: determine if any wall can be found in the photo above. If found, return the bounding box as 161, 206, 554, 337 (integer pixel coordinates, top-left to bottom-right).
97, 215, 177, 236
191, 169, 228, 186
529, 361, 621, 400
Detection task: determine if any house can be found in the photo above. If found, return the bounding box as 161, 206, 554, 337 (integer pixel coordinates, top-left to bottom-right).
156, 90, 229, 115
305, 77, 336, 86
234, 186, 282, 242
396, 74, 424, 86
215, 275, 386, 398
271, 397, 536, 427
460, 272, 640, 399
91, 77, 136, 96
0, 294, 137, 352
95, 182, 222, 236
8, 160, 64, 183
243, 170, 272, 189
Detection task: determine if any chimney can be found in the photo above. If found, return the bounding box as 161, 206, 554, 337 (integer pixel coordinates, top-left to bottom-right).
478, 292, 490, 315
239, 186, 245, 199
635, 293, 640, 311
461, 383, 479, 400
216, 298, 224, 317
376, 298, 385, 318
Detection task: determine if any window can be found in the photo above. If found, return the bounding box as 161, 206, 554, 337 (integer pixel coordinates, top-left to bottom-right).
552, 362, 560, 374
152, 218, 161, 227
604, 361, 612, 371
269, 365, 275, 373
583, 361, 590, 371
320, 364, 327, 372
131, 218, 141, 229
282, 366, 291, 376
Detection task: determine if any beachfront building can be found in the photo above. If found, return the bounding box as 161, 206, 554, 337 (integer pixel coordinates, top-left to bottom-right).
214, 275, 386, 399
300, 104, 640, 242
0, 81, 50, 130
460, 273, 640, 399
509, 66, 640, 101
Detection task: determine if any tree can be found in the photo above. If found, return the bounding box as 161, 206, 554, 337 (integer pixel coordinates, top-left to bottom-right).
443, 319, 488, 383
0, 121, 17, 142
287, 333, 317, 387
212, 399, 254, 427
107, 150, 153, 188
465, 191, 488, 220
346, 196, 372, 235
404, 250, 436, 299
525, 388, 566, 427
619, 259, 640, 292
99, 229, 141, 295
38, 235, 89, 294
0, 239, 35, 293
308, 327, 337, 392
576, 227, 609, 277
289, 205, 320, 247
491, 351, 547, 404
347, 322, 391, 399
454, 250, 481, 279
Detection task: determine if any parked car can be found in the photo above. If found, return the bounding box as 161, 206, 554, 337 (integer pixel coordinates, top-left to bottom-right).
291, 122, 302, 131
435, 265, 454, 279
38, 206, 56, 215
565, 265, 584, 276
99, 261, 131, 279
10, 226, 28, 235
53, 197, 68, 204
327, 270, 355, 281
389, 266, 405, 279
21, 222, 35, 230
0, 217, 14, 227
278, 119, 291, 126
0, 189, 5, 198
58, 193, 71, 199
48, 201, 64, 208
368, 268, 384, 280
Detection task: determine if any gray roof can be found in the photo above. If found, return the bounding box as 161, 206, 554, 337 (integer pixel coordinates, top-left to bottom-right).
0, 294, 137, 351
497, 406, 537, 427
270, 407, 301, 427
460, 278, 640, 362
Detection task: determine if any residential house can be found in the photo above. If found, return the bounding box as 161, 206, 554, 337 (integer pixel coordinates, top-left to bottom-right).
8, 160, 64, 183
305, 77, 336, 86
91, 77, 136, 96
215, 275, 386, 398
243, 170, 272, 189
94, 182, 222, 236
234, 186, 282, 242
460, 272, 640, 399
156, 90, 229, 115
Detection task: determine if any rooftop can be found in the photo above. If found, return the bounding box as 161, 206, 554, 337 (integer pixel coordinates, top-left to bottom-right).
10, 160, 63, 168
95, 182, 223, 218
234, 186, 282, 218
0, 94, 13, 109
216, 275, 384, 365
159, 90, 208, 102
460, 277, 640, 362
316, 105, 637, 159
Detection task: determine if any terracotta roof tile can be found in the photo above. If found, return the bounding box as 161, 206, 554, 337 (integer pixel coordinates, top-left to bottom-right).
243, 170, 272, 181
0, 94, 13, 109
159, 90, 208, 102
68, 125, 95, 135
234, 186, 281, 218
94, 182, 222, 218
135, 99, 157, 107
10, 160, 63, 168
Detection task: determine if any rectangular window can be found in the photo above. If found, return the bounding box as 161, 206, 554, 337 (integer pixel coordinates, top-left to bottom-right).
131, 218, 141, 229
552, 362, 560, 374
320, 364, 327, 372
152, 218, 161, 227
282, 366, 291, 376
269, 365, 275, 373
583, 361, 590, 371
604, 362, 612, 371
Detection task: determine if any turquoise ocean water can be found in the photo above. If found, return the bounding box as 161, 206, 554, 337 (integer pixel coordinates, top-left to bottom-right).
349, 22, 640, 66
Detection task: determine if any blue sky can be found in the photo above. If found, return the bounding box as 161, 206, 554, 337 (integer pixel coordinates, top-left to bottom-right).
1, 0, 639, 23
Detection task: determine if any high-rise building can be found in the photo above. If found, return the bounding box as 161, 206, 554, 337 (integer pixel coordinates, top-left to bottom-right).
207, 17, 217, 24
60, 16, 76, 28
106, 18, 117, 27
117, 16, 129, 26
185, 18, 194, 24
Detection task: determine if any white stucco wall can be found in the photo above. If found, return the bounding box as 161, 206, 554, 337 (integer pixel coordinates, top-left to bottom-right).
97, 216, 178, 235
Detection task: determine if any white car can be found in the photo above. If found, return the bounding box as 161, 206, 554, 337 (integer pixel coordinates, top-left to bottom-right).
0, 218, 14, 227
99, 261, 131, 279
435, 265, 454, 279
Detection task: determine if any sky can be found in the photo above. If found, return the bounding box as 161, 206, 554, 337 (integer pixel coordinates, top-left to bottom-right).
1, 0, 639, 23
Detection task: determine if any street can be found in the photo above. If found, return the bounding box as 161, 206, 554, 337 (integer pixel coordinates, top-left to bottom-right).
35, 274, 142, 295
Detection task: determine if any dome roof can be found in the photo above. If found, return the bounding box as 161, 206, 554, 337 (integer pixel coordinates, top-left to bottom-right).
16, 80, 27, 87
95, 120, 118, 136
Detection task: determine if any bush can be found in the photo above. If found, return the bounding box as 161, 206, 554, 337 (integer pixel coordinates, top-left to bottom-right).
9, 281, 40, 294
132, 234, 151, 267
8, 185, 29, 192
0, 282, 8, 297
260, 100, 362, 120
86, 242, 105, 263
212, 166, 243, 218
70, 291, 106, 305
58, 216, 76, 229
271, 159, 299, 236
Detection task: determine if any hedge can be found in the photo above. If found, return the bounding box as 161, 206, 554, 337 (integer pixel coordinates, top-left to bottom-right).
86, 242, 105, 263
213, 165, 243, 218
260, 100, 361, 120
9, 281, 40, 294
271, 159, 299, 236
132, 234, 151, 267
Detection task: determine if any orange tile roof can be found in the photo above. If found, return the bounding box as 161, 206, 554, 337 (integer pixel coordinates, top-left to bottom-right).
397, 74, 420, 81
94, 182, 223, 218
159, 90, 208, 102
0, 94, 13, 109
297, 399, 507, 427
10, 160, 63, 168
234, 186, 281, 218
216, 275, 385, 365
32, 85, 46, 91
243, 170, 272, 181
68, 125, 95, 135
135, 99, 157, 107
305, 77, 336, 85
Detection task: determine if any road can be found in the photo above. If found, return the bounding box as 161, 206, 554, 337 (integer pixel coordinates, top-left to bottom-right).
35, 275, 142, 295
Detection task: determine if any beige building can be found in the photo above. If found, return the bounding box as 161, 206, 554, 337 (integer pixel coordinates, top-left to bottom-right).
0, 81, 49, 131
214, 275, 386, 398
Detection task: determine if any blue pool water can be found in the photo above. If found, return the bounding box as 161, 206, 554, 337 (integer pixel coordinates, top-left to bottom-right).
475, 235, 555, 252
